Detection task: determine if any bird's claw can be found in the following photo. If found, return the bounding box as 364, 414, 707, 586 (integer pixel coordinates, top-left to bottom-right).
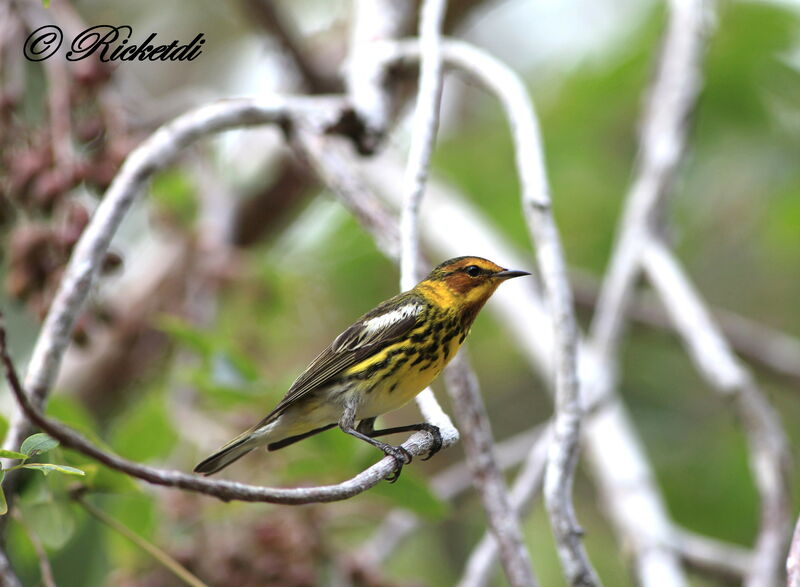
384, 445, 412, 483
421, 425, 443, 461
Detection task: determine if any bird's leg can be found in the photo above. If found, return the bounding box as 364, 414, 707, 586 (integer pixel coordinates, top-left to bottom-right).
365, 422, 443, 461
340, 403, 410, 483
356, 417, 376, 435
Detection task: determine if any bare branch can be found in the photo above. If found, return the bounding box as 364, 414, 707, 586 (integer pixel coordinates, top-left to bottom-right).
399, 0, 446, 289
588, 0, 708, 366
458, 425, 552, 587
570, 270, 800, 385
1, 95, 343, 471
576, 0, 710, 583
789, 516, 800, 587
0, 549, 22, 587
0, 313, 442, 504
642, 239, 791, 587
671, 526, 754, 582
363, 148, 677, 586
445, 353, 538, 587
346, 0, 415, 153
405, 38, 596, 586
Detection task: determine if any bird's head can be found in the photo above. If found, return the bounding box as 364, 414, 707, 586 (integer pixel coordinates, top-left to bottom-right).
417, 256, 530, 316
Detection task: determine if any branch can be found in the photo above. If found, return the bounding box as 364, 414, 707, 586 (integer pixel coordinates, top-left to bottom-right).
641, 239, 791, 587
588, 0, 708, 368
569, 269, 800, 386
362, 151, 685, 586
578, 0, 709, 583
789, 516, 800, 587
0, 313, 441, 504
458, 425, 552, 587
1, 96, 342, 471
346, 0, 416, 153
401, 38, 596, 586
445, 353, 538, 587
671, 526, 754, 582
399, 0, 446, 289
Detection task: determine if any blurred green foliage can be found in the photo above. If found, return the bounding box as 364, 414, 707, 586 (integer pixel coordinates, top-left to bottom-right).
4, 1, 800, 586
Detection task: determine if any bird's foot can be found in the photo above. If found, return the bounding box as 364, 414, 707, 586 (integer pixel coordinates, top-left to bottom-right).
383, 444, 412, 483
418, 424, 443, 461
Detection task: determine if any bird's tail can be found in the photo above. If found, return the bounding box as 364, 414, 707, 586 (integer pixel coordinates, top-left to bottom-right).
193, 424, 269, 476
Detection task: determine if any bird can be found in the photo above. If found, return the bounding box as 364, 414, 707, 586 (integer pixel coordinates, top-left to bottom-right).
193, 256, 530, 481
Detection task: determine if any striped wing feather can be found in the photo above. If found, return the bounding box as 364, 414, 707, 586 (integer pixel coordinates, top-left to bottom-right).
259, 294, 425, 423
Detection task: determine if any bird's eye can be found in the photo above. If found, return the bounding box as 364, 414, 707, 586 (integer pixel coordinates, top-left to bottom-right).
465, 265, 481, 277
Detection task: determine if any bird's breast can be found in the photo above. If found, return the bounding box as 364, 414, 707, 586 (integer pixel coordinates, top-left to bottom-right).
354, 318, 466, 419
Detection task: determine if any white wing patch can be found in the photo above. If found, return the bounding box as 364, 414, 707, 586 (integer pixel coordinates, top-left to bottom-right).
363, 303, 423, 334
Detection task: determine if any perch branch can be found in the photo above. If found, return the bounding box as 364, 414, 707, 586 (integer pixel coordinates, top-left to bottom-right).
0, 313, 442, 503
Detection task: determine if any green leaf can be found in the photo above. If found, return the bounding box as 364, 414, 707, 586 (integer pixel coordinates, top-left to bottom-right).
21, 500, 75, 548
20, 433, 59, 457
0, 449, 29, 461
21, 463, 85, 477
0, 413, 8, 445
0, 472, 6, 515
110, 393, 177, 462
157, 315, 214, 357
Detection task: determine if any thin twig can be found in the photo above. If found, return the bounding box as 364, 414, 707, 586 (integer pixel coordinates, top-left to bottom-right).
642, 239, 791, 587
74, 493, 207, 587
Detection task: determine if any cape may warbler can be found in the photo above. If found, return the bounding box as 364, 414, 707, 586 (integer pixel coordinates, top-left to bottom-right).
194, 256, 529, 480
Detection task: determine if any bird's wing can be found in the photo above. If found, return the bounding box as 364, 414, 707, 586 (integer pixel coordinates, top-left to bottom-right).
259, 295, 425, 424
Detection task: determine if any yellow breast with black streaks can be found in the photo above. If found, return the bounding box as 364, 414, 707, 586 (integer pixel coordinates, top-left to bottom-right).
347, 316, 465, 419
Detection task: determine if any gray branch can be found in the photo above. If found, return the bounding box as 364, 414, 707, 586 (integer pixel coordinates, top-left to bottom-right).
642, 239, 791, 587
0, 316, 441, 504
445, 354, 538, 587
789, 516, 800, 587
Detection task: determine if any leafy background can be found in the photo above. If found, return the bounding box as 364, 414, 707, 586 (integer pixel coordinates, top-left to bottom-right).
1, 0, 799, 585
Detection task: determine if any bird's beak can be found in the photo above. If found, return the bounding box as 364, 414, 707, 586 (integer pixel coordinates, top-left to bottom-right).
493, 269, 531, 280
